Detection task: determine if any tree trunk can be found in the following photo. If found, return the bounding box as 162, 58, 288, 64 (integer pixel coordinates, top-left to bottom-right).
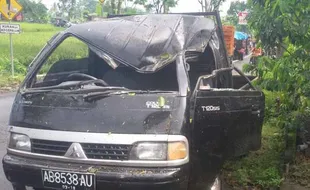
201, 2, 204, 12
163, 2, 168, 13
117, 0, 122, 14
111, 0, 116, 14
198, 0, 204, 12
204, 0, 208, 12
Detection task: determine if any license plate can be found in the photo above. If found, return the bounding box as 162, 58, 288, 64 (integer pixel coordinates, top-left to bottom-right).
42, 169, 95, 190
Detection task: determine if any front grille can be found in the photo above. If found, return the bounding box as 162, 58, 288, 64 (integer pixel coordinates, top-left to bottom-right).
31, 139, 71, 156
30, 139, 132, 160
81, 143, 132, 160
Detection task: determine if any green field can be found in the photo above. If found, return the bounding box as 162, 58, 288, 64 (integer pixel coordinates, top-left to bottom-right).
0, 22, 63, 74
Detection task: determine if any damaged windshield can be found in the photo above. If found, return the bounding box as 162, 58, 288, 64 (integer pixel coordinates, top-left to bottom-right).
27, 36, 179, 93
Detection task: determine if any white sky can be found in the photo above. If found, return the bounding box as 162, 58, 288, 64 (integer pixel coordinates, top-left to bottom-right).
41, 0, 246, 16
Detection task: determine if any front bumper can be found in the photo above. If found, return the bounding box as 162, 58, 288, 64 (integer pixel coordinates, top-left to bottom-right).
3, 154, 189, 190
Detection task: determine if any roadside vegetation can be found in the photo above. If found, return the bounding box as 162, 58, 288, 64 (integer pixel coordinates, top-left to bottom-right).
0, 22, 62, 74
222, 0, 310, 189
0, 23, 62, 89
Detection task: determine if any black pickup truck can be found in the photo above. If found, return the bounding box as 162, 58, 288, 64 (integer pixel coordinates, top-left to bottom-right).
3, 11, 264, 190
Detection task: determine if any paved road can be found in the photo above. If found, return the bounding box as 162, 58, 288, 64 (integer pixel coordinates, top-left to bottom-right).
0, 92, 15, 190
0, 93, 36, 190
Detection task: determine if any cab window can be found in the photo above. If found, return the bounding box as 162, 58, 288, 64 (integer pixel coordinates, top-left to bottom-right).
28, 36, 179, 92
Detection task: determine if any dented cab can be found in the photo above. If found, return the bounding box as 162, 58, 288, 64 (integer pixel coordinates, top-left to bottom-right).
3, 12, 264, 190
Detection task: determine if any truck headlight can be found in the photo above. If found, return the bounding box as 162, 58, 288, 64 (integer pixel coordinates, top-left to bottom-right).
8, 133, 31, 152
129, 141, 187, 161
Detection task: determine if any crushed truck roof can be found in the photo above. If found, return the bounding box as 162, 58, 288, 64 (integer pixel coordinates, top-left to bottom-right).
62, 14, 217, 72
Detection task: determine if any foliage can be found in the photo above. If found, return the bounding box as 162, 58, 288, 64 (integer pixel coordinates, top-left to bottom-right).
78, 0, 98, 13
19, 0, 48, 23
242, 1, 310, 187
57, 0, 77, 20
223, 116, 285, 189
68, 0, 98, 21
248, 0, 310, 51
197, 0, 226, 12
0, 74, 25, 90
130, 0, 178, 13
247, 0, 310, 140
244, 52, 310, 129
94, 0, 144, 15
225, 1, 249, 32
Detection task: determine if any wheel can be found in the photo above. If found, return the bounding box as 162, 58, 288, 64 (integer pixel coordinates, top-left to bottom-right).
12, 184, 26, 190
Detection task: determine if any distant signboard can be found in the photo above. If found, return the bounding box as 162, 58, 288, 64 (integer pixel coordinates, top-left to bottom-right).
0, 23, 20, 33
238, 11, 248, 25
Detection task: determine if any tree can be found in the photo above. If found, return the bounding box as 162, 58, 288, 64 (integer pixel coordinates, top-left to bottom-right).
243, 0, 310, 144
57, 0, 77, 20
19, 0, 48, 23
248, 0, 310, 52
72, 0, 98, 21
82, 0, 97, 13
131, 0, 178, 13
197, 0, 226, 12
123, 6, 144, 14
96, 2, 103, 16
225, 1, 248, 32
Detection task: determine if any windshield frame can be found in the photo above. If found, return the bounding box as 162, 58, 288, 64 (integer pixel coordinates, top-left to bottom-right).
20, 32, 188, 97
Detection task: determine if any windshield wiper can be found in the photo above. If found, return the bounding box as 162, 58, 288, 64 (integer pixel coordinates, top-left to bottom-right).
21, 80, 127, 97
83, 90, 176, 102
31, 79, 108, 91
21, 89, 54, 98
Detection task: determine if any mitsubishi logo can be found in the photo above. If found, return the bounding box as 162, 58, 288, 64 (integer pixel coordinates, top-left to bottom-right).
64, 143, 87, 159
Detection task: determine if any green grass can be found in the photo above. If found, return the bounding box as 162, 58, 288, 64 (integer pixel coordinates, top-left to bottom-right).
0, 74, 24, 90
222, 120, 286, 189
0, 22, 63, 75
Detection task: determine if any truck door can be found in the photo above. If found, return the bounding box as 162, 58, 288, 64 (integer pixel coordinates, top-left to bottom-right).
191, 67, 265, 160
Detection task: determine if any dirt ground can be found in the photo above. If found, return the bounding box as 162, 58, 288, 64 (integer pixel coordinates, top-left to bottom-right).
281, 181, 310, 190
